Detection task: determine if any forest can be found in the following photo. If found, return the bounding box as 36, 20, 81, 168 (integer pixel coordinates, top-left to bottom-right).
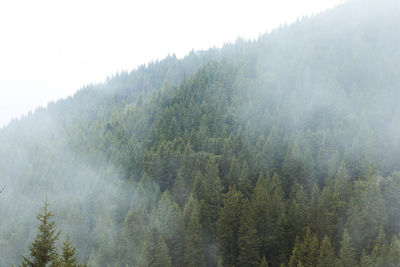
1, 0, 400, 266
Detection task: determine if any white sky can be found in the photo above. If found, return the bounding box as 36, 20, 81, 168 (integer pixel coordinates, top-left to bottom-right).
0, 0, 344, 127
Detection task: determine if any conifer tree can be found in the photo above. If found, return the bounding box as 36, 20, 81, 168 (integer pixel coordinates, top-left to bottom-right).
150, 237, 172, 267
371, 226, 389, 266
238, 199, 260, 267
172, 169, 189, 208
252, 172, 286, 265
61, 235, 78, 267
153, 191, 184, 267
21, 200, 61, 267
387, 234, 400, 267
289, 227, 319, 267
360, 250, 373, 267
287, 183, 308, 248
338, 228, 357, 267
184, 200, 206, 267
216, 187, 243, 267
317, 235, 335, 267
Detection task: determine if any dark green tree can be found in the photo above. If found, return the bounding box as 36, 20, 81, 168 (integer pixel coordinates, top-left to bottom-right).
61, 235, 78, 267
317, 235, 335, 267
183, 198, 206, 267
289, 227, 319, 267
216, 187, 243, 267
21, 200, 61, 267
150, 237, 173, 267
238, 199, 260, 267
387, 234, 400, 267
60, 235, 86, 267
337, 228, 357, 267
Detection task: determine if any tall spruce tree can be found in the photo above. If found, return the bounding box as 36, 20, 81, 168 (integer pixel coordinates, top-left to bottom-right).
338, 228, 357, 267
21, 200, 60, 267
61, 235, 78, 267
238, 199, 260, 267
317, 235, 335, 267
216, 187, 243, 267
183, 199, 206, 267
150, 237, 173, 267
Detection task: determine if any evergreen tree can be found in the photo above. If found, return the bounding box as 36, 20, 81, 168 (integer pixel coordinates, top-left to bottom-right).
216, 187, 243, 267
287, 183, 308, 248
60, 235, 78, 267
21, 200, 61, 267
347, 176, 387, 251
252, 172, 287, 265
370, 226, 389, 266
238, 199, 260, 267
317, 235, 335, 267
289, 227, 319, 267
59, 234, 86, 267
387, 234, 400, 267
183, 199, 206, 267
150, 237, 172, 267
338, 228, 357, 267
360, 250, 373, 267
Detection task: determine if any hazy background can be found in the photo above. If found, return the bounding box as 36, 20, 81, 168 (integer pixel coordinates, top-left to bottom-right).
0, 0, 344, 127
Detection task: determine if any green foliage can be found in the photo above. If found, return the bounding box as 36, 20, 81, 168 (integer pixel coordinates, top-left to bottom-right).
289, 227, 319, 267
150, 237, 173, 267
238, 199, 260, 267
317, 235, 335, 267
61, 235, 78, 267
338, 229, 357, 267
217, 187, 243, 267
21, 200, 60, 267
183, 197, 206, 267
2, 0, 400, 265
20, 202, 85, 267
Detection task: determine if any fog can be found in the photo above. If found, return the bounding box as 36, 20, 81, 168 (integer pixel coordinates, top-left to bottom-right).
1, 0, 400, 266
0, 0, 344, 127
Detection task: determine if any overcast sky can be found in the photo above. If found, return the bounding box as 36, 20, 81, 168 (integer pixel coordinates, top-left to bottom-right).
0, 0, 345, 127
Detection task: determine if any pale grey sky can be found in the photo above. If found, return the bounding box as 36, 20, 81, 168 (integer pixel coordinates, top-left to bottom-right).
0, 0, 344, 127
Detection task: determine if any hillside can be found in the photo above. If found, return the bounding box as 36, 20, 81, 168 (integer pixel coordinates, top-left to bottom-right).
1, 0, 400, 266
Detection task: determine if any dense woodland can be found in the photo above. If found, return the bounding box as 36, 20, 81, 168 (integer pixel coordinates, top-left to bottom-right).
1, 0, 400, 266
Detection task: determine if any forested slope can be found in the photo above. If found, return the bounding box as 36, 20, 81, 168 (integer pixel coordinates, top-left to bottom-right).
1, 0, 400, 266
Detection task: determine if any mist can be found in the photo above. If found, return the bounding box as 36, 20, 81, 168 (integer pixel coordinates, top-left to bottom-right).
2, 0, 400, 266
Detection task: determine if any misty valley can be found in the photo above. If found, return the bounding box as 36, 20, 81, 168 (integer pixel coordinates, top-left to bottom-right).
2, 0, 400, 266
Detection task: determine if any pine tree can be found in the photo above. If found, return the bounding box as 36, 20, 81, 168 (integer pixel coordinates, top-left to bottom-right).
347, 176, 388, 251
317, 235, 335, 267
360, 250, 373, 267
287, 183, 308, 248
251, 172, 287, 265
150, 237, 172, 267
308, 184, 321, 235
281, 141, 304, 195
184, 199, 206, 267
199, 157, 223, 266
338, 228, 357, 267
289, 227, 319, 267
216, 187, 243, 267
371, 226, 389, 266
153, 191, 185, 267
387, 234, 400, 267
21, 200, 61, 267
60, 235, 78, 267
172, 169, 189, 208
238, 199, 260, 267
